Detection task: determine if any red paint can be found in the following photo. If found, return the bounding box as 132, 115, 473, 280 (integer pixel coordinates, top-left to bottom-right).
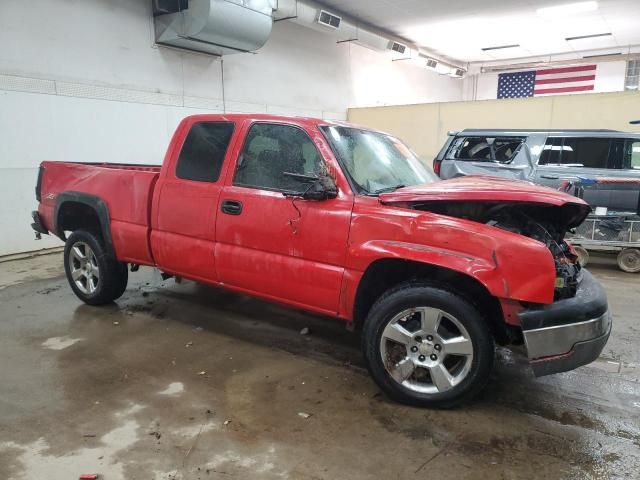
536, 65, 596, 75
36, 114, 590, 326
378, 175, 585, 207
499, 298, 525, 326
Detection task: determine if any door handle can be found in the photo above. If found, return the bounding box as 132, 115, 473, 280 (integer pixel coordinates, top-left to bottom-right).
540, 174, 559, 180
221, 199, 243, 215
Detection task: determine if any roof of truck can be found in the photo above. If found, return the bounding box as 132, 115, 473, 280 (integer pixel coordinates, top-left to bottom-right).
182, 113, 346, 128
179, 113, 394, 137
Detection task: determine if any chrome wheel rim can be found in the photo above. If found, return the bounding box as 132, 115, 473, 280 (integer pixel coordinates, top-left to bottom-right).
69, 242, 100, 294
379, 307, 474, 394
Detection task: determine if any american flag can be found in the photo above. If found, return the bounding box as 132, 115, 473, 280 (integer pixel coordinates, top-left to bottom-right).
497, 65, 597, 98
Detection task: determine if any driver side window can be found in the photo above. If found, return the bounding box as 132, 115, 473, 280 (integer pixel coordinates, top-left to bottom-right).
234, 123, 323, 192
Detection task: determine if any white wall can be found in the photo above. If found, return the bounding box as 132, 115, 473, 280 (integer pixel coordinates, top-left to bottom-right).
348, 46, 464, 107
464, 61, 627, 101
0, 0, 462, 256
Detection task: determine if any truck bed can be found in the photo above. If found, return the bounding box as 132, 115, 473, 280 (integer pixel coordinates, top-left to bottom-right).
38, 161, 161, 265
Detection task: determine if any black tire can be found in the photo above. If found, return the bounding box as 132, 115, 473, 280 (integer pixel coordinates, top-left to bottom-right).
362, 282, 494, 408
64, 230, 128, 305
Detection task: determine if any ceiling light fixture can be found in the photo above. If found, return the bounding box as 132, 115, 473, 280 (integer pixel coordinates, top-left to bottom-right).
566, 32, 612, 41
537, 1, 598, 17
583, 52, 622, 58
481, 44, 520, 51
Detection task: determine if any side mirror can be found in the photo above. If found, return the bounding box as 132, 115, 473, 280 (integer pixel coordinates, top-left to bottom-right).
303, 175, 338, 201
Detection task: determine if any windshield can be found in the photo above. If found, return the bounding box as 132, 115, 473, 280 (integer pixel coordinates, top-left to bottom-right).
320, 125, 438, 194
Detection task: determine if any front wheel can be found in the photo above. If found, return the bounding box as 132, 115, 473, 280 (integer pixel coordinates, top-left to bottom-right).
362, 282, 494, 408
64, 230, 128, 305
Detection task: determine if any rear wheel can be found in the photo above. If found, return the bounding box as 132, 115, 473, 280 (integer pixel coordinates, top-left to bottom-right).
362, 282, 494, 408
617, 248, 640, 273
64, 230, 128, 305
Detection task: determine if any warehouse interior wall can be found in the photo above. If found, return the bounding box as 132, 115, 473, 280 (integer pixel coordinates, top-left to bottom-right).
348, 90, 640, 161
0, 0, 463, 256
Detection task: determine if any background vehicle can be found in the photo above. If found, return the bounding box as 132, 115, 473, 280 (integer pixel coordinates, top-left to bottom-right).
31, 114, 610, 408
434, 129, 640, 214
562, 177, 640, 272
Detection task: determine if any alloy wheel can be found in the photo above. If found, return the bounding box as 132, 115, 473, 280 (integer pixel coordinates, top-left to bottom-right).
68, 241, 100, 294
379, 307, 474, 394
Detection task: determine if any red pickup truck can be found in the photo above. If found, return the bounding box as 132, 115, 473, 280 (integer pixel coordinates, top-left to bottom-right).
31, 114, 611, 408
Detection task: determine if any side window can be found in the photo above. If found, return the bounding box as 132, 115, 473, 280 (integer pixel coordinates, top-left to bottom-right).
608, 139, 625, 169
624, 139, 640, 169
176, 122, 235, 182
539, 137, 610, 168
234, 123, 323, 191
539, 137, 563, 165
447, 136, 523, 163
563, 138, 610, 168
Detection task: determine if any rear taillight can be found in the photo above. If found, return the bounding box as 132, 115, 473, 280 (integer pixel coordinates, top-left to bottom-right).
433, 158, 442, 177
35, 165, 44, 201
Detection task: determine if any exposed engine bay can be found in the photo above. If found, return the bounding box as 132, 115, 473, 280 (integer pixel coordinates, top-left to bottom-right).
411, 201, 583, 300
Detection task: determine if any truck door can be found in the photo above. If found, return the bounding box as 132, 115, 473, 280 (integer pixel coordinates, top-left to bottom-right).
151, 121, 236, 282
215, 121, 353, 315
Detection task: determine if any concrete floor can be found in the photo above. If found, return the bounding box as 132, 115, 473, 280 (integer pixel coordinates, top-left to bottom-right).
0, 252, 638, 480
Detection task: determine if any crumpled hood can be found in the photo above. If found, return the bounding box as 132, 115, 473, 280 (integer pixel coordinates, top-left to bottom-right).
379, 176, 591, 229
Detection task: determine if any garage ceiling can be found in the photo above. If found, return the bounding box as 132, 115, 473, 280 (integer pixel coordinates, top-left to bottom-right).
316, 0, 640, 63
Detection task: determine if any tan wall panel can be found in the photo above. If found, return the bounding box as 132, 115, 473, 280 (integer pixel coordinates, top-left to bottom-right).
348, 91, 640, 161
349, 103, 442, 160
437, 97, 553, 143
549, 91, 640, 130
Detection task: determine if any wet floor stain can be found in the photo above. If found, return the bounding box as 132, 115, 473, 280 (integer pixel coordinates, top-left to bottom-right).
0, 255, 639, 479
41, 335, 84, 350
158, 382, 185, 396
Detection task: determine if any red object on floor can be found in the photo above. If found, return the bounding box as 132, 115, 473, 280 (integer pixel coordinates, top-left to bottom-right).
79, 475, 99, 480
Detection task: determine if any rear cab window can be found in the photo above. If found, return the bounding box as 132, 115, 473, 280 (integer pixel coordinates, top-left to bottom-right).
175, 122, 235, 182
446, 136, 524, 163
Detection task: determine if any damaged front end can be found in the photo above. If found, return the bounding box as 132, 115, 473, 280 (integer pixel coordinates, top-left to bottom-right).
378, 178, 609, 376
408, 200, 588, 300
405, 199, 610, 376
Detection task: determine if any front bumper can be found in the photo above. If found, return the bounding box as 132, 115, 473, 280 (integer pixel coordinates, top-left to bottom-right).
519, 270, 611, 377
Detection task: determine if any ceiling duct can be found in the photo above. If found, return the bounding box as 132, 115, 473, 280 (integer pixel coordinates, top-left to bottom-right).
317, 10, 341, 29
388, 41, 407, 55
274, 0, 396, 51
426, 58, 438, 69
152, 0, 188, 16
154, 0, 274, 56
